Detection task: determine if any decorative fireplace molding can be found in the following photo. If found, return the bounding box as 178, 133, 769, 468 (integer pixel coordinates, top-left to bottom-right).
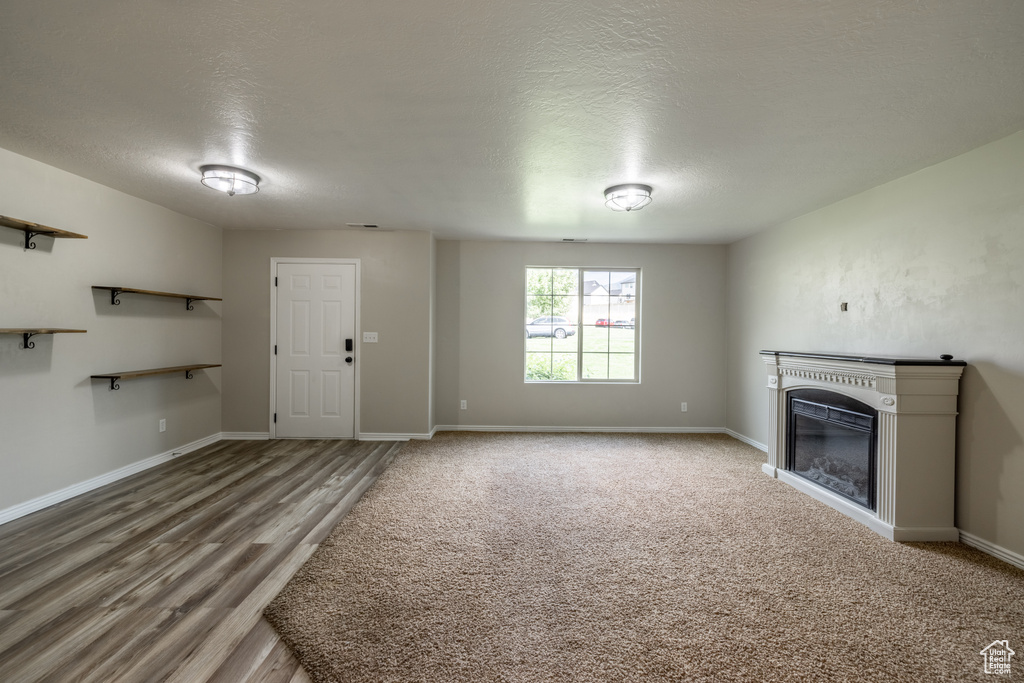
779, 367, 877, 388
761, 350, 966, 542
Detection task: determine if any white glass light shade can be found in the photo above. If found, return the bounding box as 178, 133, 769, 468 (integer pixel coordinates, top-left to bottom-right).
200, 165, 260, 196
604, 183, 652, 212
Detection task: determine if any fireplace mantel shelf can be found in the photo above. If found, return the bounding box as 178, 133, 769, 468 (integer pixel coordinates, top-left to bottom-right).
760, 350, 966, 367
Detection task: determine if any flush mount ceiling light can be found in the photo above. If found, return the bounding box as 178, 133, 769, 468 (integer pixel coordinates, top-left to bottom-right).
604, 183, 653, 212
199, 165, 260, 196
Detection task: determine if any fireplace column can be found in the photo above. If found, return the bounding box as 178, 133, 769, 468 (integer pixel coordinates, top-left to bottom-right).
876, 411, 898, 529
762, 353, 785, 472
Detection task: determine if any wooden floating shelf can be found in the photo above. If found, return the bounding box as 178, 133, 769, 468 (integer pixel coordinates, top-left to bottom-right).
91, 363, 221, 391
0, 214, 88, 250
92, 286, 223, 310
0, 328, 87, 349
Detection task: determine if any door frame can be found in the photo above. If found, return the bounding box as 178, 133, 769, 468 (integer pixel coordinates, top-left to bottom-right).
269, 257, 361, 439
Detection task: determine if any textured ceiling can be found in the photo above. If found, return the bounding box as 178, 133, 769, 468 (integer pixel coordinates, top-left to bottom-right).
1, 1, 1023, 243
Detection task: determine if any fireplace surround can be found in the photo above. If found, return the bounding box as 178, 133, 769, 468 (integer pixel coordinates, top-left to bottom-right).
761, 351, 966, 542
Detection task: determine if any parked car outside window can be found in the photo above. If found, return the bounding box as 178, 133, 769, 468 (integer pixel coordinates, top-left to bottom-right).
526, 316, 577, 339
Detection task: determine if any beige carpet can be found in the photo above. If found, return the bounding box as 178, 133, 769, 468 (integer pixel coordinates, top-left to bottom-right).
265, 432, 1024, 682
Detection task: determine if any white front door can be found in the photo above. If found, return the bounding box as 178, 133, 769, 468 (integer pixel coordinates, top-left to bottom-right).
275, 262, 356, 438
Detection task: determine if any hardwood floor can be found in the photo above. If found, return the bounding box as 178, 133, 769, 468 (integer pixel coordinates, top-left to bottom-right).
0, 438, 402, 682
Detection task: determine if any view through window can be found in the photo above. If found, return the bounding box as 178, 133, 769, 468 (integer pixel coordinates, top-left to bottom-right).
525, 267, 639, 382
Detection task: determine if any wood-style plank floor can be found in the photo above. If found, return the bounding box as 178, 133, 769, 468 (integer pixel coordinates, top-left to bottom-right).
0, 438, 402, 682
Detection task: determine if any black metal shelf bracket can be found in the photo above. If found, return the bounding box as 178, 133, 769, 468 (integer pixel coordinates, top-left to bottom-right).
185, 369, 195, 380
24, 231, 42, 250
22, 333, 36, 350
110, 289, 122, 306
185, 298, 196, 311
108, 378, 120, 391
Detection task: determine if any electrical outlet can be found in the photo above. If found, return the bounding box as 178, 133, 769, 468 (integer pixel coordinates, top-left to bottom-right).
460, 400, 467, 410
680, 403, 688, 412
159, 419, 166, 432
363, 332, 378, 343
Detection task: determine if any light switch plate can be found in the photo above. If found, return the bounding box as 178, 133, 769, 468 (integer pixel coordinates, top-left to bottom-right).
363, 332, 378, 343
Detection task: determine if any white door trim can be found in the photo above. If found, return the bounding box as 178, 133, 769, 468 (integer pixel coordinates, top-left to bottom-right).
270, 257, 361, 438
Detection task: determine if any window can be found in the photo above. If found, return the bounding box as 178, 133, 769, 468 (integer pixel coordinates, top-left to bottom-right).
525, 267, 640, 382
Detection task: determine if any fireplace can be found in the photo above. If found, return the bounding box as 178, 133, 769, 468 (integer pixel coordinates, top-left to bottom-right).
787, 389, 876, 510
760, 351, 965, 542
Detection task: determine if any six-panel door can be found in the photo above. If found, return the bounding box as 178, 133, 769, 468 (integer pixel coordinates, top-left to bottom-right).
275, 263, 356, 438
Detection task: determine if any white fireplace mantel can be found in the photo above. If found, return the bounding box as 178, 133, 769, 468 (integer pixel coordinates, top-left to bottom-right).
760, 350, 966, 542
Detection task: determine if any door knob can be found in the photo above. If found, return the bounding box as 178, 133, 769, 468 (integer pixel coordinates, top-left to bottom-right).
345, 356, 353, 364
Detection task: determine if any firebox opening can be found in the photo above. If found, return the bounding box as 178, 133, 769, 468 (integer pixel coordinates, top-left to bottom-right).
786, 389, 877, 511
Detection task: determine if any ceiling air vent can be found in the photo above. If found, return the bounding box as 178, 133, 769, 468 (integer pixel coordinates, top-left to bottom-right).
562, 238, 588, 242
345, 223, 379, 229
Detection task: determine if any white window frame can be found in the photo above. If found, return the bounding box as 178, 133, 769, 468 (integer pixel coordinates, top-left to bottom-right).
524, 266, 641, 384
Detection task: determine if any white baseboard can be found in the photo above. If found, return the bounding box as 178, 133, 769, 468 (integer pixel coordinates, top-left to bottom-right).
221, 432, 271, 440
433, 425, 728, 434
0, 432, 222, 527
725, 429, 768, 452
960, 531, 1024, 571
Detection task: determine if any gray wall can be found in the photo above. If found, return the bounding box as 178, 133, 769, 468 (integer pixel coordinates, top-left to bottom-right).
435, 240, 728, 429
222, 229, 433, 437
726, 131, 1024, 558
0, 146, 222, 513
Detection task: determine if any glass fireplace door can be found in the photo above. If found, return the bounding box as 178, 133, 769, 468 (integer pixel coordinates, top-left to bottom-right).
786, 390, 877, 510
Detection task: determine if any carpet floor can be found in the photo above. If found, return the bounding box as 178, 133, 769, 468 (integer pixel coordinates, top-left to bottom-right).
264, 432, 1024, 682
